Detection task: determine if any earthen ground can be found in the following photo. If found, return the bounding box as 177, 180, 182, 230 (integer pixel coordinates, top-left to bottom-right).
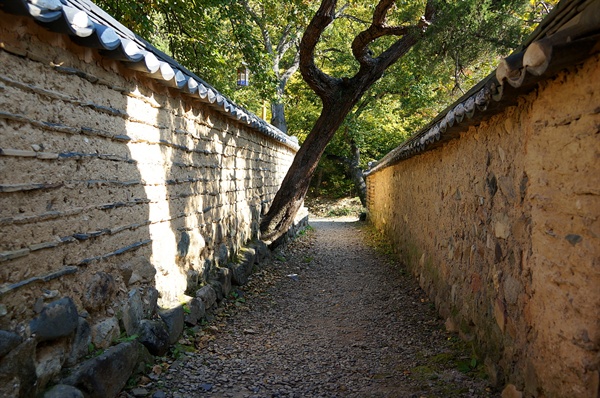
141, 217, 497, 398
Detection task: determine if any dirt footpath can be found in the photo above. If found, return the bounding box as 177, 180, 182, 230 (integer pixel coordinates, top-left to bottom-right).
148, 218, 497, 398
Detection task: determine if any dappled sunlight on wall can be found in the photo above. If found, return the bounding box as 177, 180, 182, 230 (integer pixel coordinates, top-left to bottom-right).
126, 94, 186, 305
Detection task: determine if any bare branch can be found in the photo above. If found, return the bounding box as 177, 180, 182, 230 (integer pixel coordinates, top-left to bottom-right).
240, 0, 273, 55
280, 50, 300, 90
337, 13, 370, 25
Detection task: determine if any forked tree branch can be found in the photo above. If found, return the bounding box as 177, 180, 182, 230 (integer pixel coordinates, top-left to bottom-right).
299, 0, 340, 99
300, 0, 435, 99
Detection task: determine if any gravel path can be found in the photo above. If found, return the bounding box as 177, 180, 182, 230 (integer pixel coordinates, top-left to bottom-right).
148, 218, 497, 398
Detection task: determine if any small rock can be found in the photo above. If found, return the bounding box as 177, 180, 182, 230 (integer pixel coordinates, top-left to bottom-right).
43, 290, 59, 299
200, 383, 213, 392
206, 325, 219, 334
565, 234, 582, 246
33, 298, 45, 313
494, 217, 511, 240
152, 391, 166, 398
131, 387, 149, 397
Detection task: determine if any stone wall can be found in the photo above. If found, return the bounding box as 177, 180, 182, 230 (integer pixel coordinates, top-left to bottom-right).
0, 11, 301, 397
366, 55, 599, 397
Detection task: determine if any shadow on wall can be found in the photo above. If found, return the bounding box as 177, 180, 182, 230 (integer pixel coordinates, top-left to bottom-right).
0, 19, 154, 396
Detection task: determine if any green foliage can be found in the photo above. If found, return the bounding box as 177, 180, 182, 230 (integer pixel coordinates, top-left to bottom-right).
116, 333, 139, 343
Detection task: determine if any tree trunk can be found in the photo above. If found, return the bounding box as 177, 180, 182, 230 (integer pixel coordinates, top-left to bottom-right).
260, 88, 359, 243
270, 101, 288, 133
349, 139, 367, 207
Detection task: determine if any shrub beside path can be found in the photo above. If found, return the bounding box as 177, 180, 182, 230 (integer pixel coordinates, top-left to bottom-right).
146, 218, 497, 398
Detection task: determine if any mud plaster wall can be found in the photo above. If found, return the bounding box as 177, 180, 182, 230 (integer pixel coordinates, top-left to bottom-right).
0, 14, 297, 329
367, 54, 599, 397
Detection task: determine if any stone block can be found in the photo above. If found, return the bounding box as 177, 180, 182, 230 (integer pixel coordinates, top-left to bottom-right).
216, 267, 232, 298
36, 341, 66, 389
30, 297, 78, 342
143, 287, 159, 317
184, 298, 206, 326
66, 317, 92, 366
196, 285, 217, 310
215, 243, 228, 266
0, 330, 22, 358
43, 384, 85, 398
252, 240, 271, 263
228, 262, 250, 286
124, 258, 157, 286
91, 317, 120, 349
61, 341, 142, 398
503, 276, 522, 305
158, 306, 184, 345
122, 289, 144, 336
0, 338, 36, 398
209, 280, 224, 302
138, 320, 169, 356
241, 247, 256, 266
83, 273, 117, 312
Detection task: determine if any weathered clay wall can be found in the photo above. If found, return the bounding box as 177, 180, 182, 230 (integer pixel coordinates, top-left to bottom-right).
0, 12, 299, 396
367, 55, 599, 397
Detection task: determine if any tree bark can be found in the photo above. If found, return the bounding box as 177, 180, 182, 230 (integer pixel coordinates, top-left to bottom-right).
349, 139, 367, 207
270, 101, 288, 133
260, 86, 359, 243
260, 0, 434, 243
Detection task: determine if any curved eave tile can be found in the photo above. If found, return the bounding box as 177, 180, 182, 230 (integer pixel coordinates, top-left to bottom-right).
0, 0, 300, 152
72, 23, 120, 50
101, 38, 145, 63
28, 3, 62, 22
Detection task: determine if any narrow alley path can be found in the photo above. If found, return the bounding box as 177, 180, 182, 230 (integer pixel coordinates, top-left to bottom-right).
150, 219, 496, 398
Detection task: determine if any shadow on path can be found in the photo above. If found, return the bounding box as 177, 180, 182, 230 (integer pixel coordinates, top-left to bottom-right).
150, 219, 497, 398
